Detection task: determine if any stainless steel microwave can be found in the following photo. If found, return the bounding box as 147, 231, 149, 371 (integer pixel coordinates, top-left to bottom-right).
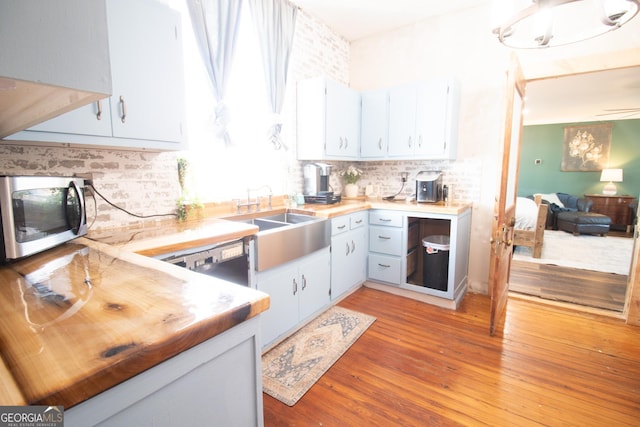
0, 175, 87, 262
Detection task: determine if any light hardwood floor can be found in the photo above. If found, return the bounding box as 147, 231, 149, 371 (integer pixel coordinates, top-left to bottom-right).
263, 286, 640, 426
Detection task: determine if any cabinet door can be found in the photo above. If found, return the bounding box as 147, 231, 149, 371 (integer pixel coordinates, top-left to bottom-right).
298, 249, 331, 321
256, 264, 299, 347
28, 100, 113, 136
388, 84, 416, 157
360, 89, 388, 158
415, 80, 448, 157
325, 79, 360, 159
107, 0, 185, 144
331, 232, 352, 301
417, 78, 459, 160
349, 225, 368, 288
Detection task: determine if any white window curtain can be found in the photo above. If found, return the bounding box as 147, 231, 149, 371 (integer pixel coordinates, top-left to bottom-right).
186, 0, 243, 146
248, 0, 297, 150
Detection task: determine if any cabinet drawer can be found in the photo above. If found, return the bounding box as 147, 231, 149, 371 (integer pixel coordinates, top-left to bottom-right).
331, 216, 350, 236
369, 226, 403, 256
369, 210, 403, 227
368, 254, 402, 284
350, 211, 368, 229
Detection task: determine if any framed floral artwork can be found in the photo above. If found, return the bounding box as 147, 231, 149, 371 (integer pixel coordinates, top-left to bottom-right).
561, 123, 612, 171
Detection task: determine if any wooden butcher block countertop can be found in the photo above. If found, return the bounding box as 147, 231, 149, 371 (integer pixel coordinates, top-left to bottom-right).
86, 216, 260, 258
0, 238, 269, 408
293, 199, 472, 218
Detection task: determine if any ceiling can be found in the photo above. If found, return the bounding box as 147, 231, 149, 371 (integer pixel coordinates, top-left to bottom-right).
290, 0, 640, 125
290, 0, 487, 41
524, 67, 640, 125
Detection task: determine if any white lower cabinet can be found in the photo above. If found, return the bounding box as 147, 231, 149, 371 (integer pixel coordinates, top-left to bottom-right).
256, 247, 330, 348
330, 211, 368, 301
366, 208, 472, 308
66, 316, 264, 427
367, 210, 405, 284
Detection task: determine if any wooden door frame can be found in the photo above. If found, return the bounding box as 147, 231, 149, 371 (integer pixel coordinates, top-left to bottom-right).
624, 199, 639, 324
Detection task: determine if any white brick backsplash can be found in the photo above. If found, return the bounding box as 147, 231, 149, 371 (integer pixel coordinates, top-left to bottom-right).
0, 144, 180, 230
326, 159, 482, 202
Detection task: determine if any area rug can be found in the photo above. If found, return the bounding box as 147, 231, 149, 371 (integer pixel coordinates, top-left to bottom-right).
262, 306, 376, 406
513, 229, 633, 275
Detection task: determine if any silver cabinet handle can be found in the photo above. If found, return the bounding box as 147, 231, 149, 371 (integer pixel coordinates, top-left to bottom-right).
408, 136, 412, 148
354, 219, 363, 224
293, 278, 298, 295
418, 135, 423, 148
379, 218, 392, 222
378, 235, 391, 240
351, 240, 356, 252
378, 263, 391, 268
378, 137, 382, 150
344, 137, 348, 149
119, 96, 127, 123
337, 225, 346, 230
346, 242, 350, 256
96, 100, 102, 120
301, 274, 307, 291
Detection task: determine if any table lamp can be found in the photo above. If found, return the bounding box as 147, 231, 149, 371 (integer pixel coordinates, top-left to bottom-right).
600, 168, 623, 195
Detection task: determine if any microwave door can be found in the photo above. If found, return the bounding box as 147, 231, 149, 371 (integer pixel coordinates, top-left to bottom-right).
66, 181, 87, 235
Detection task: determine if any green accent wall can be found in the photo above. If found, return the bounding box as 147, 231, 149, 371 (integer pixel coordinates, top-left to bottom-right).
518, 119, 640, 199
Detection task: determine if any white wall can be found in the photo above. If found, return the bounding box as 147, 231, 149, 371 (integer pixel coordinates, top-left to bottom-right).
349, 3, 640, 293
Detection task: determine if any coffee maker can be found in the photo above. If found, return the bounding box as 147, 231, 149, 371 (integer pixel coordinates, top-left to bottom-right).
416, 171, 443, 203
303, 163, 341, 204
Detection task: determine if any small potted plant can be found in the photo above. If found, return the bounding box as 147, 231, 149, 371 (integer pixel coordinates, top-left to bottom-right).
176, 157, 203, 221
340, 165, 363, 198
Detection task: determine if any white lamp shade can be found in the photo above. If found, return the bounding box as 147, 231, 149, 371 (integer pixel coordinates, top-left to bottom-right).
600, 168, 623, 182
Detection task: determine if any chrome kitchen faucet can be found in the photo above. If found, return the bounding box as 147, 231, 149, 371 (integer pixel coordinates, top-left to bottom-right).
236, 185, 273, 213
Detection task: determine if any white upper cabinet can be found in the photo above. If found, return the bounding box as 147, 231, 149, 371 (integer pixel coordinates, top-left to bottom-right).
0, 0, 111, 138
7, 0, 187, 151
298, 76, 459, 161
360, 89, 389, 159
386, 78, 460, 160
297, 77, 361, 160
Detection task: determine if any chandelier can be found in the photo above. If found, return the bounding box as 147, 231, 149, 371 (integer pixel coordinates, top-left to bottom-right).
492, 0, 640, 48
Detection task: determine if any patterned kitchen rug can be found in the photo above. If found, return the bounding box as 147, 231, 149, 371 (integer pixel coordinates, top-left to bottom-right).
262, 306, 376, 406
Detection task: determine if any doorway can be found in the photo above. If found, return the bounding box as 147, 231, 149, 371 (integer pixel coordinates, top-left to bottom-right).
508, 68, 640, 314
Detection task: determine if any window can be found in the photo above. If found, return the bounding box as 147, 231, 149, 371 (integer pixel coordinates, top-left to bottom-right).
168, 0, 291, 202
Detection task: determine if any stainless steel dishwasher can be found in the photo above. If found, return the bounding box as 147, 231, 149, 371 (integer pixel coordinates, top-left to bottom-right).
157, 238, 250, 286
